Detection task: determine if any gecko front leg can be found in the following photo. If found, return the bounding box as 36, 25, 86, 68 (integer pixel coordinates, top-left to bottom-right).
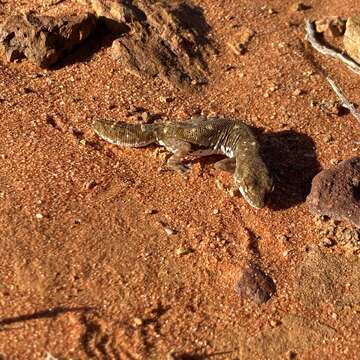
158, 138, 192, 174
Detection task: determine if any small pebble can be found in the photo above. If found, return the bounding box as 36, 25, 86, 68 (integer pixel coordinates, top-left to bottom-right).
145, 208, 157, 215
84, 180, 97, 190
212, 208, 219, 215
162, 225, 176, 236
323, 134, 334, 144
282, 250, 289, 257
228, 188, 240, 197
330, 158, 341, 165
165, 227, 175, 236
225, 64, 236, 72
23, 87, 33, 94
290, 1, 310, 12
215, 179, 225, 191
269, 319, 280, 327
141, 112, 149, 122
277, 234, 289, 242
175, 247, 193, 256
45, 353, 59, 360
292, 88, 304, 96
287, 351, 297, 360
269, 84, 278, 92
320, 237, 335, 247
35, 213, 44, 219
133, 317, 143, 326
159, 96, 172, 103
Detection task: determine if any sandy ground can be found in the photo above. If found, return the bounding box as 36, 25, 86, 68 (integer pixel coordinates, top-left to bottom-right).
0, 0, 360, 359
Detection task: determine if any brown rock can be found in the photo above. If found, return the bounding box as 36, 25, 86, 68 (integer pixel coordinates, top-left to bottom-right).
0, 12, 97, 67
315, 16, 346, 37
109, 1, 216, 88
307, 157, 360, 228
235, 262, 276, 304
344, 17, 360, 64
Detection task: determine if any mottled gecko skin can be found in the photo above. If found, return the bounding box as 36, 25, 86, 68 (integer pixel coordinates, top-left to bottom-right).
92, 117, 273, 208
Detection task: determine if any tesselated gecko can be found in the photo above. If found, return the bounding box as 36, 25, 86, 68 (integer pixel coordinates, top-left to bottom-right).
92, 116, 273, 208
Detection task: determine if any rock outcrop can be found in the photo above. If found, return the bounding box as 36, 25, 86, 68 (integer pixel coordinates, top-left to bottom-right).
91, 0, 215, 88
0, 12, 97, 67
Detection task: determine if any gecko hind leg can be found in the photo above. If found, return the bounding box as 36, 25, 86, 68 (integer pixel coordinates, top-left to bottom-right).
214, 158, 236, 173
160, 138, 192, 175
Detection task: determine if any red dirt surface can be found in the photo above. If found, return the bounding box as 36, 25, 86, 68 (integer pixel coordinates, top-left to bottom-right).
0, 0, 359, 359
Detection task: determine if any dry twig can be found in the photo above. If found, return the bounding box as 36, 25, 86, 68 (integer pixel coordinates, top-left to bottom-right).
305, 19, 360, 75
326, 76, 360, 124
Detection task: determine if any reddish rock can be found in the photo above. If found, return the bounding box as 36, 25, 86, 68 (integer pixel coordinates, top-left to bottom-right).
235, 262, 276, 304
0, 12, 97, 67
307, 157, 360, 228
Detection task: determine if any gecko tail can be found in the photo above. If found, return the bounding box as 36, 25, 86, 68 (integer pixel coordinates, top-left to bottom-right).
92, 119, 158, 147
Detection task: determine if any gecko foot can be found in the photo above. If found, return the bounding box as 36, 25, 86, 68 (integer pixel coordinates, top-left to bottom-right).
160, 163, 191, 178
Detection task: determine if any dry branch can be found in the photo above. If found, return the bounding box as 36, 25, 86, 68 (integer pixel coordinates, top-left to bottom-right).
326, 76, 360, 125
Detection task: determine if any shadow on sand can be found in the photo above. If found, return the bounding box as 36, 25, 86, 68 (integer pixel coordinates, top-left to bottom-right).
258, 129, 320, 211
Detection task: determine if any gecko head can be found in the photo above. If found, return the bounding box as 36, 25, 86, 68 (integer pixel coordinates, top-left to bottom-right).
234, 159, 273, 209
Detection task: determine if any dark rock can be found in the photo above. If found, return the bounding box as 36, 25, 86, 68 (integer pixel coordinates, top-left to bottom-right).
307, 157, 360, 228
94, 0, 216, 88
0, 12, 97, 67
235, 262, 276, 304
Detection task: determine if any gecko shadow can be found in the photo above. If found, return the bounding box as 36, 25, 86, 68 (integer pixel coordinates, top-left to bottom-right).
258, 129, 320, 211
